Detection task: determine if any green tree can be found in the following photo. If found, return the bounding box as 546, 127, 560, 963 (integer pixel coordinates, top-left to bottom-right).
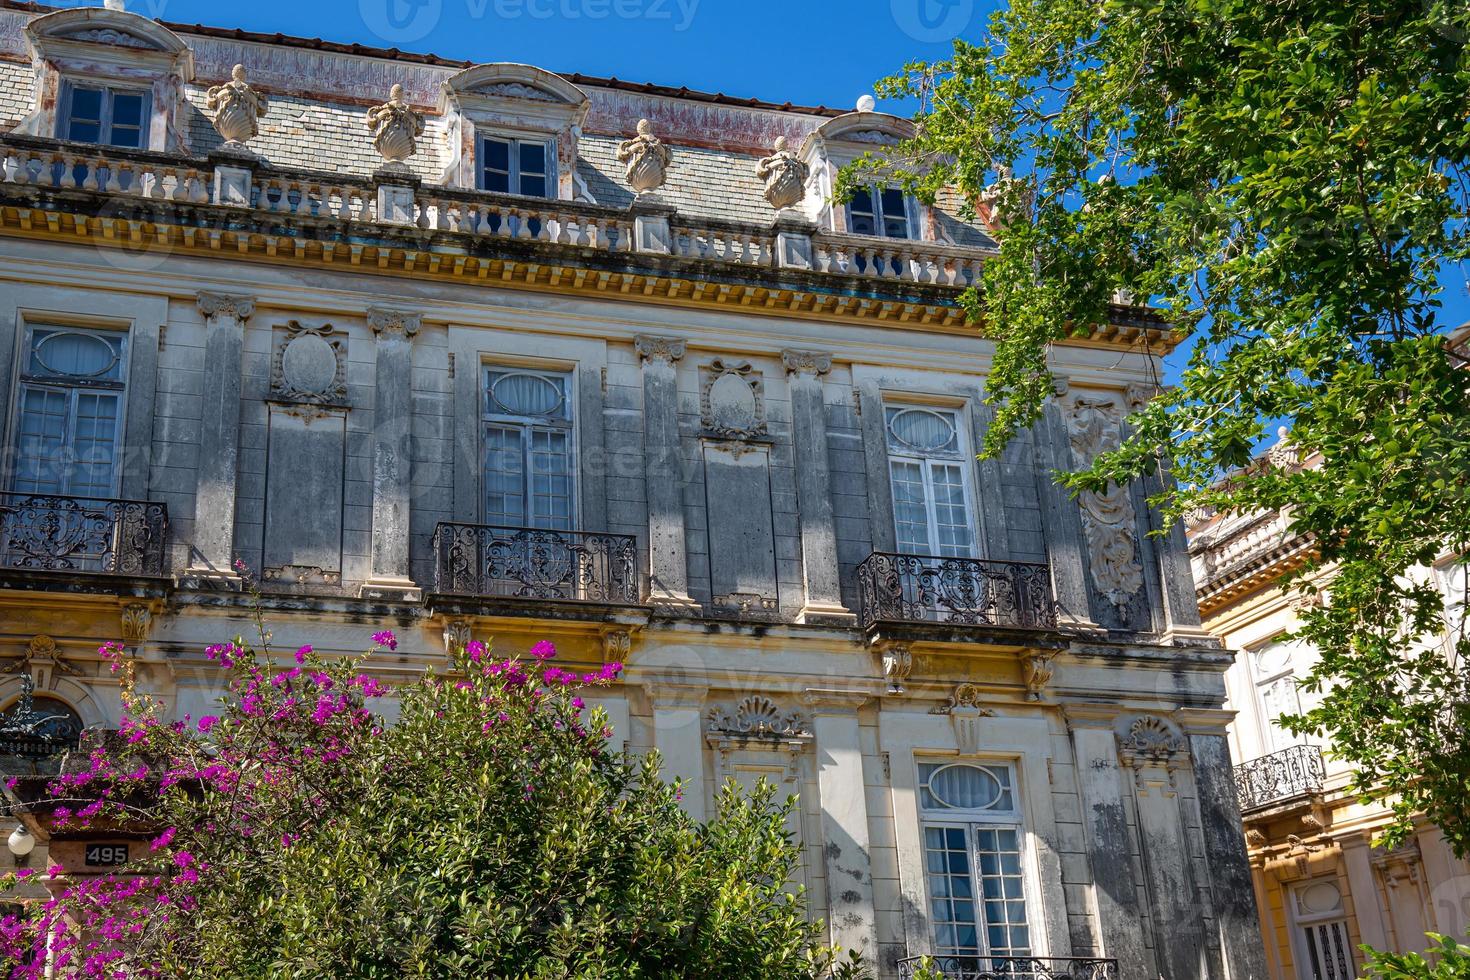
840, 0, 1470, 853
0, 631, 863, 979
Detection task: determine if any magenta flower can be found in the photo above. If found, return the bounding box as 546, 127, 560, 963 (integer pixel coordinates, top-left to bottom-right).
466, 640, 485, 664
530, 640, 556, 660
196, 716, 218, 733
372, 630, 398, 651
294, 644, 312, 665
150, 828, 176, 851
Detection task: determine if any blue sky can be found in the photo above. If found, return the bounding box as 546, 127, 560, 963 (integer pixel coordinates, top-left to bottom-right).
113, 0, 1470, 366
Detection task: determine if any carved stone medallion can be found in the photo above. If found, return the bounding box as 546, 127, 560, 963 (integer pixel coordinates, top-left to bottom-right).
272, 321, 346, 406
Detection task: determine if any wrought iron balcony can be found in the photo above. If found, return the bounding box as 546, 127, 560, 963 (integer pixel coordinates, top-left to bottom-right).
897, 956, 1119, 979
857, 552, 1058, 631
432, 522, 640, 605
0, 493, 168, 578
1234, 743, 1326, 812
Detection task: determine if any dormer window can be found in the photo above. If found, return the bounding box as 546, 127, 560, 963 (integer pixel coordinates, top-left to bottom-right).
479, 136, 554, 198
848, 185, 912, 239
60, 82, 149, 148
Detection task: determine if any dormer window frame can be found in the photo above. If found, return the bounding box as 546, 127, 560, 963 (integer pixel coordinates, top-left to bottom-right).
20, 7, 194, 154
801, 110, 934, 243
57, 78, 152, 150
440, 64, 590, 200
847, 183, 917, 241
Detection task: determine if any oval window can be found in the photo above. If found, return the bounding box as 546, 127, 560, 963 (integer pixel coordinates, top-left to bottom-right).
887, 408, 957, 453
33, 331, 119, 379
927, 764, 1003, 810
492, 373, 564, 417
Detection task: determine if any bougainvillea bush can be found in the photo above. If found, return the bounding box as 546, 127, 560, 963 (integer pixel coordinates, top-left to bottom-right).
0, 629, 859, 979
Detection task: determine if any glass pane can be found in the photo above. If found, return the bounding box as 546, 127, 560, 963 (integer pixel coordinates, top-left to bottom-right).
490, 373, 565, 417
931, 462, 975, 557
70, 392, 119, 498
519, 141, 547, 176
882, 187, 911, 238
888, 407, 958, 453
13, 387, 70, 494
927, 765, 1003, 810
483, 425, 525, 525
528, 428, 572, 530
848, 187, 877, 235
923, 826, 980, 958
65, 87, 103, 143
889, 459, 931, 553
108, 93, 145, 148
974, 827, 1031, 959
482, 139, 511, 193
31, 330, 122, 380
519, 174, 548, 199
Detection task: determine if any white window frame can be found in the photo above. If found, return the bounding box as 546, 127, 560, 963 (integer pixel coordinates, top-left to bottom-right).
480, 365, 577, 530
57, 79, 151, 149
477, 135, 557, 199
1287, 878, 1357, 980
9, 323, 130, 499
917, 759, 1038, 964
1246, 634, 1307, 755
846, 183, 916, 239
884, 403, 978, 558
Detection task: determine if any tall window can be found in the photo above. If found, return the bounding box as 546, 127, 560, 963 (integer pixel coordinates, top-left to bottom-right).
11, 326, 128, 498
919, 762, 1034, 964
479, 137, 553, 198
848, 185, 912, 239
60, 83, 148, 149
482, 368, 574, 530
886, 406, 975, 557
1289, 879, 1355, 980
1248, 636, 1306, 754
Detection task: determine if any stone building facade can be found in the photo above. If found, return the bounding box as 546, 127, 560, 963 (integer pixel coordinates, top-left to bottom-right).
0, 3, 1268, 977
1188, 429, 1470, 980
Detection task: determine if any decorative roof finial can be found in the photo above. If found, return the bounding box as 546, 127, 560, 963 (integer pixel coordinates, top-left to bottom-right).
207, 65, 268, 150
102, 0, 127, 10
856, 94, 877, 113
366, 83, 425, 166
617, 118, 672, 197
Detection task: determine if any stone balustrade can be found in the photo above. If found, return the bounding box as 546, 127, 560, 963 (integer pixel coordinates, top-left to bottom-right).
0, 135, 991, 288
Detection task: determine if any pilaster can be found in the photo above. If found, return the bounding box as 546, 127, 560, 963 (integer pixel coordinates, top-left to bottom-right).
360, 307, 422, 601
782, 350, 852, 623
186, 291, 253, 587
645, 684, 708, 822
802, 690, 877, 959
636, 335, 698, 612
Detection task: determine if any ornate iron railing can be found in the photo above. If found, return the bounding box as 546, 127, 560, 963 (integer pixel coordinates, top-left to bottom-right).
897, 956, 1119, 979
432, 522, 640, 605
1234, 743, 1326, 811
857, 552, 1058, 630
0, 493, 168, 577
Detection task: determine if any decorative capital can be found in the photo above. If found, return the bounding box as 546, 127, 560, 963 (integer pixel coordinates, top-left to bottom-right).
635, 335, 686, 364
781, 349, 833, 378
367, 307, 421, 339
1020, 650, 1056, 702
197, 292, 255, 322
880, 643, 913, 695
602, 629, 633, 662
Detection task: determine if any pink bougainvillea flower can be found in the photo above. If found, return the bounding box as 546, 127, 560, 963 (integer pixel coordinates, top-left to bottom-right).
196, 716, 218, 733
372, 630, 398, 651
530, 640, 556, 661
150, 828, 176, 851
294, 644, 312, 665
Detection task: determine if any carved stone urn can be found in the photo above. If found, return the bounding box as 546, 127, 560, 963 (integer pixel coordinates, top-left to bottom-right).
207, 65, 268, 148
617, 119, 672, 197
757, 136, 809, 212
365, 84, 425, 165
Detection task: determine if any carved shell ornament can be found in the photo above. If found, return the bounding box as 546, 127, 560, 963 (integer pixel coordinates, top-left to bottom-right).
707, 696, 809, 738
365, 84, 426, 164
617, 119, 672, 196
207, 65, 268, 146
757, 136, 809, 212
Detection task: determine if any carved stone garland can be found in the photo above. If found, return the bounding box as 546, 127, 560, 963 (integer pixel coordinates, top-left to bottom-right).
1066, 397, 1144, 611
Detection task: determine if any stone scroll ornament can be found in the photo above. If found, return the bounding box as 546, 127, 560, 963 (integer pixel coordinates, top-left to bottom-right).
757, 136, 809, 212
1066, 396, 1144, 610
617, 119, 672, 196
365, 85, 426, 165
207, 65, 268, 147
